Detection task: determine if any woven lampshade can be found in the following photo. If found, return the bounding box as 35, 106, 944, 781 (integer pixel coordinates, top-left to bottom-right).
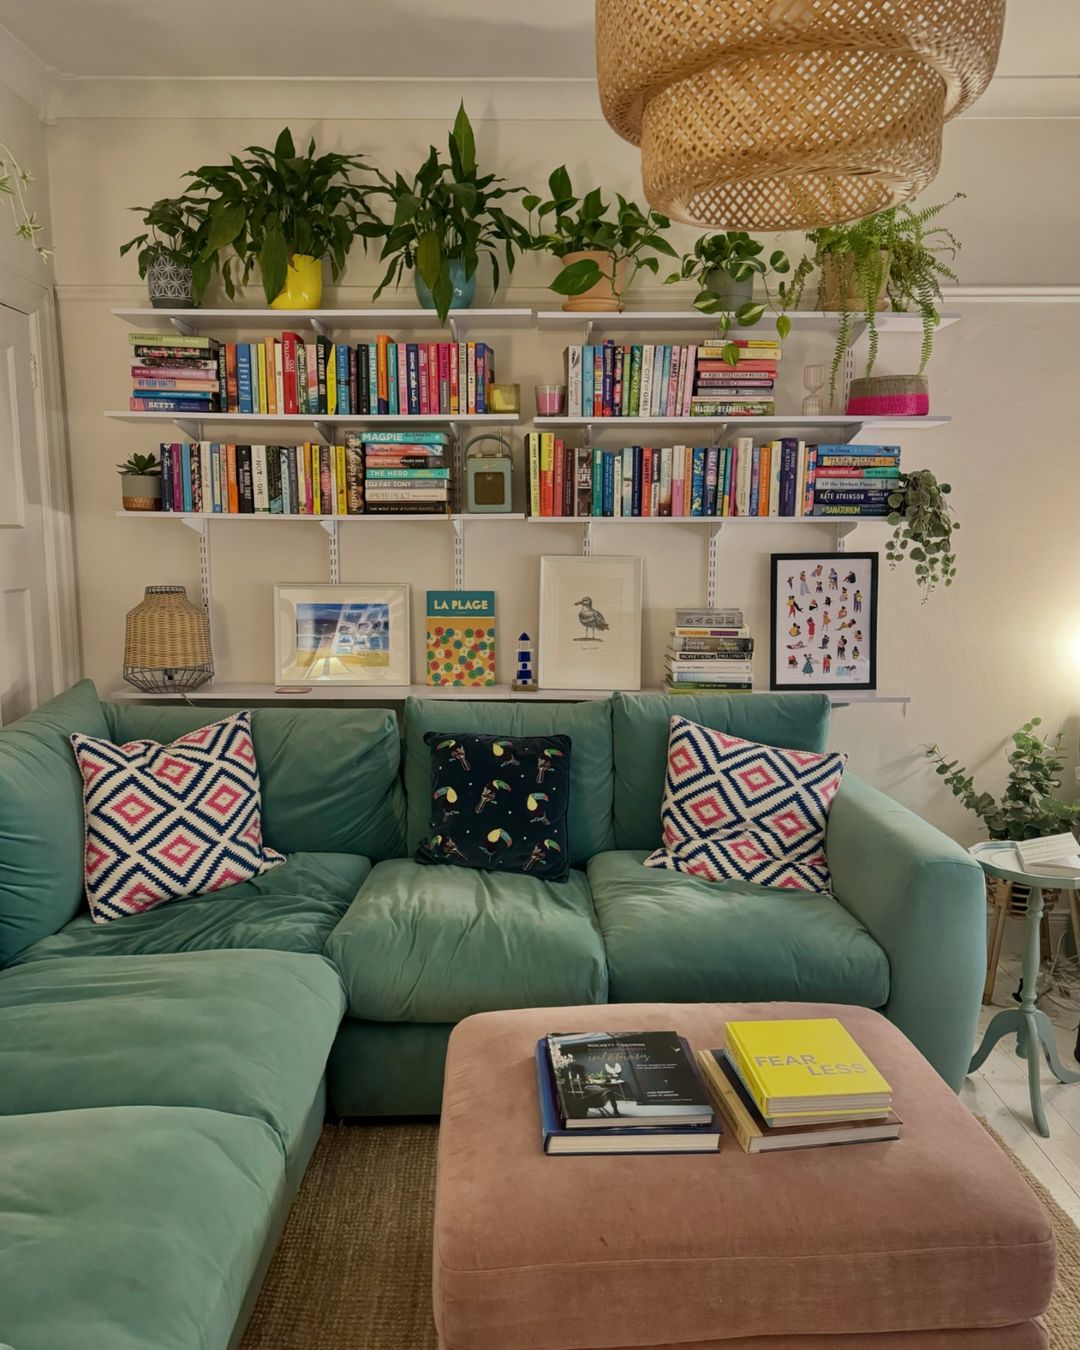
123, 585, 213, 693
595, 0, 1005, 231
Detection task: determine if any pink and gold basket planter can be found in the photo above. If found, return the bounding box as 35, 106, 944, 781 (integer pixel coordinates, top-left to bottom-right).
847, 374, 929, 417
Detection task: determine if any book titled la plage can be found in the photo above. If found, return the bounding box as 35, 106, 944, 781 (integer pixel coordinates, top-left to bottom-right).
546, 1031, 713, 1129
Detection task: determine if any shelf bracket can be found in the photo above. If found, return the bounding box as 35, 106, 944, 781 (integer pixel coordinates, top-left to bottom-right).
173, 418, 201, 441
452, 516, 465, 589
310, 317, 331, 339
706, 521, 724, 608
197, 521, 214, 654
320, 519, 341, 583
178, 516, 207, 537
312, 420, 333, 446
835, 521, 859, 553
581, 519, 593, 557
168, 315, 197, 339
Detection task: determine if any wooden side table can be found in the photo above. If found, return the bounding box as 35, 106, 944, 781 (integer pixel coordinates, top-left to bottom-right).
968, 841, 1080, 1137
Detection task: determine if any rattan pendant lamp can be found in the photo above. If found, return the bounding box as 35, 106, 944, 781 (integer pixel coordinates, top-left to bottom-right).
595, 0, 1005, 231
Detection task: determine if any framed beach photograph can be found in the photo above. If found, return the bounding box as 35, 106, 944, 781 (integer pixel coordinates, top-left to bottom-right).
769, 553, 878, 691
274, 584, 410, 686
538, 555, 643, 691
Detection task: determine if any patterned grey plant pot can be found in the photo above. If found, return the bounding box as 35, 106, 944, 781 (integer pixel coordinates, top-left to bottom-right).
147, 256, 196, 309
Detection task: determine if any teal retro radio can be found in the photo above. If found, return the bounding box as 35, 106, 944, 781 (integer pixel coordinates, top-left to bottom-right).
464, 433, 514, 513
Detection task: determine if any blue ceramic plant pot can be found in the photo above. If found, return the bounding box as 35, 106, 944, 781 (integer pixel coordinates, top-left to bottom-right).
414, 258, 477, 311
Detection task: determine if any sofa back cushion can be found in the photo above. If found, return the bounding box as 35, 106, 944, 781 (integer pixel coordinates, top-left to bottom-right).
612, 692, 832, 851
104, 703, 405, 861
0, 680, 109, 965
404, 698, 614, 867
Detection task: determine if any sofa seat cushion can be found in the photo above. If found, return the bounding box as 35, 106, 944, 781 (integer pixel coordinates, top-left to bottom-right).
588, 850, 889, 1006
10, 850, 368, 965
0, 1104, 283, 1350
326, 857, 608, 1022
0, 949, 344, 1154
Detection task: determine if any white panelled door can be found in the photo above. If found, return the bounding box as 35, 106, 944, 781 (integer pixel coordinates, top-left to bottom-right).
0, 300, 56, 723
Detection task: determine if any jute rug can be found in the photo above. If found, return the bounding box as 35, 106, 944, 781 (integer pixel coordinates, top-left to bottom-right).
240, 1121, 1080, 1350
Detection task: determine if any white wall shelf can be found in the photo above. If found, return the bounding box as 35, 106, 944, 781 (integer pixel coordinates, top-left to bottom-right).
535, 309, 960, 340
533, 415, 950, 432
114, 306, 534, 338
108, 411, 517, 426
107, 681, 909, 708
114, 511, 526, 524
525, 515, 884, 526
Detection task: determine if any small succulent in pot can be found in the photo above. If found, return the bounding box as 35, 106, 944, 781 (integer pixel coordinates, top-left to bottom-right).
117, 451, 162, 512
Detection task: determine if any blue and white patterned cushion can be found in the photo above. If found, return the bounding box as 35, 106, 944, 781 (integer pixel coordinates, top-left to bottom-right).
643, 715, 846, 893
70, 710, 284, 924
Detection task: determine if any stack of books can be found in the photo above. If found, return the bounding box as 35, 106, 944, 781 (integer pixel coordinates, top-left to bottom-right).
159, 438, 362, 515
362, 430, 450, 516
130, 333, 221, 414
537, 1030, 722, 1155
697, 1017, 901, 1153
665, 608, 753, 694
563, 339, 778, 419
812, 443, 901, 518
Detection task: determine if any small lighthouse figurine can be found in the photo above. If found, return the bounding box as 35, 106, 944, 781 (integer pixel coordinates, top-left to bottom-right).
513, 631, 536, 692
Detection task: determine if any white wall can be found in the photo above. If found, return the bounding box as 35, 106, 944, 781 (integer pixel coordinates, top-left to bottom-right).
43, 101, 1080, 843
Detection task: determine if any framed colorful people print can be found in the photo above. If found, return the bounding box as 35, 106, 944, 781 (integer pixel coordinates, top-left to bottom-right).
537, 555, 643, 691
769, 552, 878, 691
274, 583, 410, 685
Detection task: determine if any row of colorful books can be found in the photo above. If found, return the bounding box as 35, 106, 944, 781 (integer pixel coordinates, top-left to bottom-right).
563, 338, 780, 419
536, 1019, 899, 1156
155, 431, 450, 516
525, 436, 901, 518
664, 607, 753, 694
128, 330, 497, 417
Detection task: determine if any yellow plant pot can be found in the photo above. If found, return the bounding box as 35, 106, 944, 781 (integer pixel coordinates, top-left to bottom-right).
270, 254, 324, 310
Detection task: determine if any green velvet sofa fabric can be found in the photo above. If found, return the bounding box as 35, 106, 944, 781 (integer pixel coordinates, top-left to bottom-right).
11, 852, 368, 965
403, 697, 615, 866
326, 857, 607, 1022
0, 950, 344, 1155
0, 1105, 285, 1350
587, 849, 890, 1007
328, 1018, 454, 1118
827, 773, 986, 1090
0, 680, 109, 966
104, 703, 406, 861
610, 690, 832, 850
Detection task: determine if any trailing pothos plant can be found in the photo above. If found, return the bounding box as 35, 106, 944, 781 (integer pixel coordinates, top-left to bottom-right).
926, 719, 1080, 842
524, 166, 677, 303
885, 469, 958, 597
369, 103, 530, 322
0, 143, 50, 261
665, 231, 792, 366
120, 194, 215, 302
784, 195, 962, 405
185, 128, 378, 302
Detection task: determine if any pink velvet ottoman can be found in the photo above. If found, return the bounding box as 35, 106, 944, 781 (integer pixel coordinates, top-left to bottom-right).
433, 1002, 1056, 1350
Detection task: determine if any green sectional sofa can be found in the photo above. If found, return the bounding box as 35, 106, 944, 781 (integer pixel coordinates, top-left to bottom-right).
0, 679, 987, 1350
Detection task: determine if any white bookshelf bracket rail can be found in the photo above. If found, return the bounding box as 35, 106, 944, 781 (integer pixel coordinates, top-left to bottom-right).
706, 522, 723, 608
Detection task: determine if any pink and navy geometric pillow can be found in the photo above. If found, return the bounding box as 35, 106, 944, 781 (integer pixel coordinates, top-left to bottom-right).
643, 716, 846, 893
70, 711, 284, 924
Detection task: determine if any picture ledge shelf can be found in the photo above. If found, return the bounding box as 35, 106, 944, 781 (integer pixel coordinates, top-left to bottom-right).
106, 682, 910, 708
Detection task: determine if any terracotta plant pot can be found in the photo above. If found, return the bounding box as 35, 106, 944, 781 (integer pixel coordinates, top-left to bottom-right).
558, 250, 627, 313
820, 250, 889, 312
120, 474, 161, 512
270, 254, 324, 310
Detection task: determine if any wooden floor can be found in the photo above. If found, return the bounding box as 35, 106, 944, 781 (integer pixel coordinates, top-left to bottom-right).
961, 954, 1080, 1225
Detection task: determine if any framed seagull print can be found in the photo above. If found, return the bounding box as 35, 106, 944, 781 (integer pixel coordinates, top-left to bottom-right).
538, 555, 643, 691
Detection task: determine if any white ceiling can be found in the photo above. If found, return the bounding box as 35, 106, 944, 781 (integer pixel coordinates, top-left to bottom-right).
0, 0, 1075, 108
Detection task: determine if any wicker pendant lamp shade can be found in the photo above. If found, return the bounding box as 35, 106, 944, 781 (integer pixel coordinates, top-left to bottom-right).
595, 0, 1005, 231
123, 585, 214, 693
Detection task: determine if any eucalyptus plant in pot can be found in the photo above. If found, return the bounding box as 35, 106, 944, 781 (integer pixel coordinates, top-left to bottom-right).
117, 452, 161, 512
525, 167, 676, 312
885, 468, 958, 598
665, 231, 792, 365
120, 194, 214, 308
369, 104, 529, 323
186, 128, 378, 307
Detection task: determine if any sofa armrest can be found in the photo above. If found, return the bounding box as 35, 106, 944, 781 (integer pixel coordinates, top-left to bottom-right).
827, 773, 985, 1091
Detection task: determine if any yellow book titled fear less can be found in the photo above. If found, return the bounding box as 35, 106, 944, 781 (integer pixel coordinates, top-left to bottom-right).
724, 1018, 891, 1119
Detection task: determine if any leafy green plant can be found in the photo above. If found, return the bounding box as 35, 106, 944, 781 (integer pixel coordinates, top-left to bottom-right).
369, 103, 529, 323
885, 469, 958, 597
926, 719, 1080, 841
185, 128, 377, 303
785, 195, 962, 405
665, 231, 791, 365
120, 195, 215, 301
524, 167, 676, 303
116, 452, 160, 477
0, 143, 49, 261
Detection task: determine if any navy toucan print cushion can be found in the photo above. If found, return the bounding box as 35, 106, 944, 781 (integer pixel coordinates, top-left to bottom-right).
415, 731, 572, 881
